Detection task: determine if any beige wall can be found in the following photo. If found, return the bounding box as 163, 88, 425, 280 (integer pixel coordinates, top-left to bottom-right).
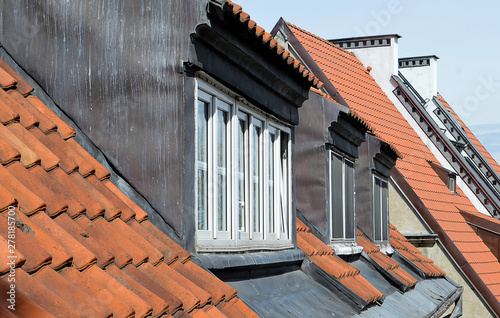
389, 181, 493, 317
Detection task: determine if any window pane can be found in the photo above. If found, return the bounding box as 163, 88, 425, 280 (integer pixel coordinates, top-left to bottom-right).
252, 125, 261, 233
238, 119, 246, 231
196, 101, 208, 230
374, 178, 382, 241
280, 132, 289, 234
344, 160, 355, 240
269, 133, 275, 233
216, 109, 228, 231
381, 180, 388, 241
331, 153, 344, 240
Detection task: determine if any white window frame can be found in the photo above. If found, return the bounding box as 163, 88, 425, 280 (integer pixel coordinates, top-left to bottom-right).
195, 79, 292, 250
373, 175, 389, 242
329, 151, 356, 242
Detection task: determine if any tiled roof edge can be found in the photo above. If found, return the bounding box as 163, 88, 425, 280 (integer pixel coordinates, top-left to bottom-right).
223, 1, 323, 89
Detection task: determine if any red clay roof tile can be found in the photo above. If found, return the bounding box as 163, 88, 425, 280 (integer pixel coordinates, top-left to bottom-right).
0, 67, 16, 89
0, 278, 56, 318
0, 185, 16, 212
66, 138, 110, 179
0, 101, 18, 125
49, 168, 104, 219
0, 90, 38, 129
171, 261, 231, 305
84, 264, 153, 317
6, 162, 68, 216
0, 213, 51, 273
0, 60, 33, 95
0, 235, 25, 274
75, 215, 133, 268
9, 91, 58, 133
34, 266, 113, 317
0, 164, 45, 215
53, 213, 114, 269
104, 180, 149, 221
70, 172, 121, 220
61, 266, 135, 318
48, 133, 95, 176
122, 264, 185, 315
141, 220, 191, 263
0, 137, 20, 166
0, 123, 40, 168
13, 268, 80, 317
106, 264, 170, 317
30, 211, 97, 270
87, 174, 135, 221
30, 166, 86, 218
29, 127, 79, 174
26, 95, 76, 140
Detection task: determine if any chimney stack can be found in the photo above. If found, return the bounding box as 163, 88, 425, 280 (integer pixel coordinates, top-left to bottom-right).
329, 34, 401, 93
398, 56, 439, 101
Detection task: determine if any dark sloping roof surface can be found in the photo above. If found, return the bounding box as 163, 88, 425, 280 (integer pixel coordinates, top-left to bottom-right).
0, 59, 257, 317
288, 21, 500, 303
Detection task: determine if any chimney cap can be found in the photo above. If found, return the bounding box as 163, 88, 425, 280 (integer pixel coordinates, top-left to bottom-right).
329, 34, 401, 43
399, 55, 440, 61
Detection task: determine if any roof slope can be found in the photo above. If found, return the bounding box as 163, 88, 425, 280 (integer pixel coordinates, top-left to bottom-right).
288, 22, 500, 308
0, 58, 257, 317
436, 93, 500, 178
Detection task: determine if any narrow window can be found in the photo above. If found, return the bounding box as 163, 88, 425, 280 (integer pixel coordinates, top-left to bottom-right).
196, 100, 209, 231
330, 152, 355, 241
373, 176, 389, 242
449, 175, 456, 193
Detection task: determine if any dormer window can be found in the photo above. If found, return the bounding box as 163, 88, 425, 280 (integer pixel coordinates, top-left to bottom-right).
196, 79, 291, 249
373, 176, 389, 242
330, 151, 356, 241
449, 174, 457, 193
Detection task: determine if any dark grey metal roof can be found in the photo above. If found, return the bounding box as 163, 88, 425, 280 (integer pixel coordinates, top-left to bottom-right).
226, 269, 356, 318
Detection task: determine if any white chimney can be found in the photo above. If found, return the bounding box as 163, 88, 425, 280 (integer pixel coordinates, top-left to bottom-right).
398, 56, 439, 102
329, 34, 401, 94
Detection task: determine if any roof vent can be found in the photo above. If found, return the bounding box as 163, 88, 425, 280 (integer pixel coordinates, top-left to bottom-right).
366, 66, 372, 73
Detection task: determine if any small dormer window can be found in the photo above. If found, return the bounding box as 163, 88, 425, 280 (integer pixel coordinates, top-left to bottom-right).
449, 174, 457, 193
373, 175, 389, 242
330, 151, 356, 241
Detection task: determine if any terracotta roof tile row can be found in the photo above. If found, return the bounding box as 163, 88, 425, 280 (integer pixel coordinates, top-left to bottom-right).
224, 1, 323, 89
295, 219, 383, 303
287, 22, 500, 301
357, 229, 417, 288
436, 94, 500, 178
389, 224, 446, 277
0, 59, 257, 317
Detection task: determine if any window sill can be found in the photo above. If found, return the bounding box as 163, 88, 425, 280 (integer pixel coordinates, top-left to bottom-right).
375, 242, 395, 255
196, 242, 294, 253
196, 248, 304, 270
329, 242, 364, 256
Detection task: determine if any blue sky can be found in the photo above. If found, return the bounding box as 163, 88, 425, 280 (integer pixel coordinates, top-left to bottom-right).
237, 0, 500, 163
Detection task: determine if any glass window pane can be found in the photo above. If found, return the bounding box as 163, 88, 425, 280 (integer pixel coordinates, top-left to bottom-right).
374, 178, 382, 241
344, 160, 355, 240
196, 101, 208, 230
382, 180, 389, 241
216, 109, 228, 232
238, 119, 246, 231
252, 125, 261, 233
269, 133, 275, 233
280, 132, 289, 234
331, 153, 344, 240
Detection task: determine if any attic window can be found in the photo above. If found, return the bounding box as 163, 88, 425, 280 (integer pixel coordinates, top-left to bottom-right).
373, 176, 389, 242
196, 80, 291, 249
330, 151, 356, 242
448, 175, 457, 193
